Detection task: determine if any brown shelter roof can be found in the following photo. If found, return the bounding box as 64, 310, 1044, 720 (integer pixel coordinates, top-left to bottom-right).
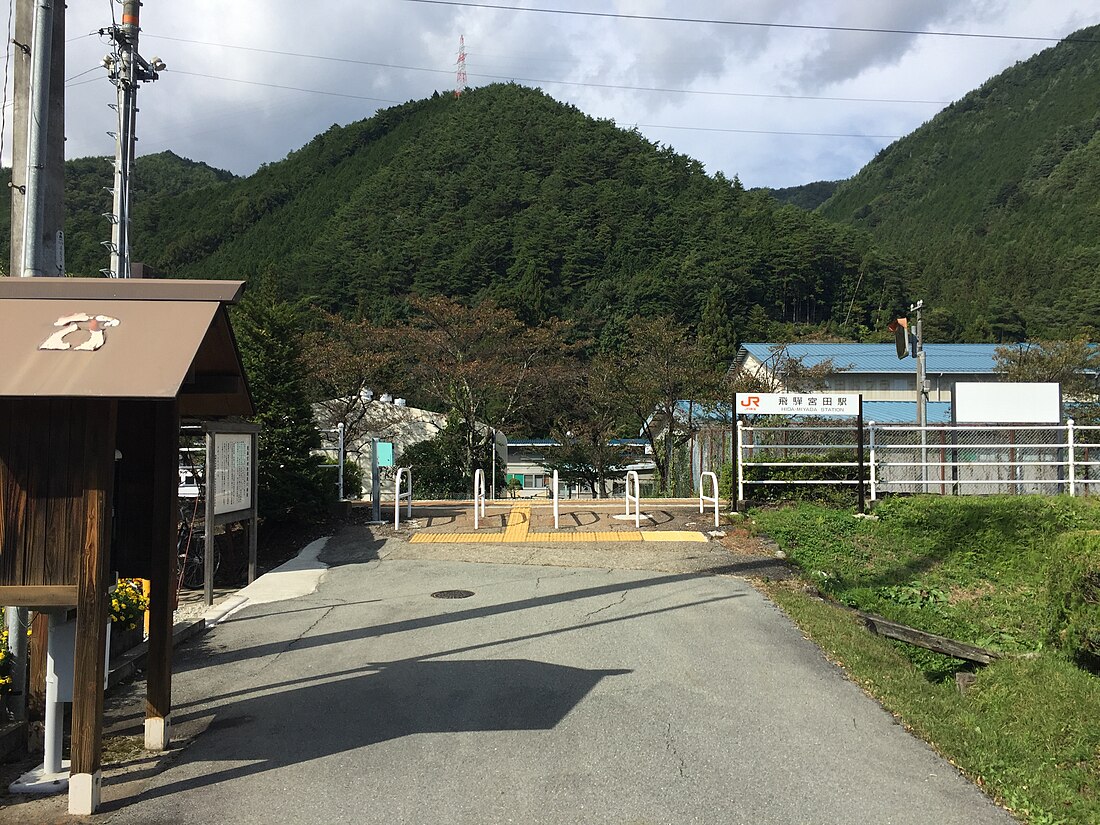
0, 278, 253, 417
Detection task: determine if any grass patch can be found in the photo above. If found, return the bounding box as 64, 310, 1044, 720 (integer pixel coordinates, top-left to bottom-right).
752, 496, 1100, 824
765, 584, 1100, 825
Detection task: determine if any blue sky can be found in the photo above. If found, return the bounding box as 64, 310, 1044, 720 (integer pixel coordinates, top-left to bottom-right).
54, 1, 1098, 189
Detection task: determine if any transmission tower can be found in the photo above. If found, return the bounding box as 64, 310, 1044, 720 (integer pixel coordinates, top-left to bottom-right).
455, 35, 467, 98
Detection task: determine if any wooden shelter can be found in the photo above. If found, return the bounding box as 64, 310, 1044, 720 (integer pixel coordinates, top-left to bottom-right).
0, 277, 252, 814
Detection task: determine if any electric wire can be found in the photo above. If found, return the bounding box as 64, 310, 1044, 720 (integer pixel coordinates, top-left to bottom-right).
398, 0, 1100, 44
143, 33, 948, 106
162, 68, 901, 140
170, 69, 402, 105
633, 123, 903, 139
66, 64, 100, 83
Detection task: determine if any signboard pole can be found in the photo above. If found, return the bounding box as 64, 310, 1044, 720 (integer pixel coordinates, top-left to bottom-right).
857, 395, 866, 514
371, 437, 381, 523
731, 393, 738, 512
204, 431, 215, 608
337, 422, 345, 501
248, 430, 258, 583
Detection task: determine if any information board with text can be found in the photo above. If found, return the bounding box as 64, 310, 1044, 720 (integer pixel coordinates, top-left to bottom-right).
213, 433, 253, 515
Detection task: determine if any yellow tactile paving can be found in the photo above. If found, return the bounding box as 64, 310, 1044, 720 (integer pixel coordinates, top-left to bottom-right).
406, 500, 709, 544
502, 503, 531, 541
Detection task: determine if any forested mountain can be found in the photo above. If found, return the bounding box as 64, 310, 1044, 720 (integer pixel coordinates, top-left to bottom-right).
0, 151, 236, 276
819, 24, 1100, 342
762, 181, 840, 211
6, 83, 911, 347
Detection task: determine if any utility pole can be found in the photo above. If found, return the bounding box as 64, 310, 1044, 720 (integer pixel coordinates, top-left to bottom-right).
6, 0, 65, 728
9, 0, 65, 278
101, 1, 164, 278
912, 299, 928, 491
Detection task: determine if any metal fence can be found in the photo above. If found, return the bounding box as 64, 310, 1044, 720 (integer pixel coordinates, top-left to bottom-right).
730, 420, 1100, 500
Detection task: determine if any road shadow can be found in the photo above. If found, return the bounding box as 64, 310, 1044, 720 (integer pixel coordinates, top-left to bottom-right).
172, 571, 743, 673
99, 658, 630, 812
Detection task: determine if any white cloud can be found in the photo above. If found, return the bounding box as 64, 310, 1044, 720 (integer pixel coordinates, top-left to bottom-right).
39, 0, 1099, 188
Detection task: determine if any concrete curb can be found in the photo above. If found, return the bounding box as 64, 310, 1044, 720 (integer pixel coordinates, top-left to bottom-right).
105, 618, 207, 690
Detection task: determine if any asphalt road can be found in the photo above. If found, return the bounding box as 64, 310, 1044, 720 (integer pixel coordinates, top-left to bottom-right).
92, 533, 1014, 824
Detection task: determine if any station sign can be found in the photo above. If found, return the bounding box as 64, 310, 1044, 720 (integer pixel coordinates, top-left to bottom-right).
737, 392, 861, 417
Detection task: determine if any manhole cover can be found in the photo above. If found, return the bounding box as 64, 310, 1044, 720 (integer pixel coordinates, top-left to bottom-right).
431, 589, 475, 599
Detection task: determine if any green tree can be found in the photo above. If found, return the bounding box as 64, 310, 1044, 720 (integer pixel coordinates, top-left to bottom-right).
235, 296, 328, 524
399, 415, 503, 499
697, 283, 738, 365
613, 316, 720, 495
398, 296, 574, 487
994, 338, 1100, 423
542, 355, 633, 498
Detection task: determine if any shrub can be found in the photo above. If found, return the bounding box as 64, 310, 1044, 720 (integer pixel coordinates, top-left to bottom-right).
110, 579, 149, 631
0, 625, 11, 695
1047, 531, 1100, 669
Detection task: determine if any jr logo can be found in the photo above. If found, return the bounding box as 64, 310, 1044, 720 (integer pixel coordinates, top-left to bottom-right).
739, 395, 761, 409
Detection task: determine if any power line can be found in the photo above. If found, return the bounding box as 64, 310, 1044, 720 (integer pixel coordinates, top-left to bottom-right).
398, 0, 1099, 43
170, 69, 402, 105
634, 123, 903, 139
163, 68, 903, 142
144, 34, 947, 106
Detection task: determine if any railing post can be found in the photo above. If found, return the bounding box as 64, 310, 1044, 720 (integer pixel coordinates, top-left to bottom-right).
473, 468, 486, 529
736, 420, 745, 506
337, 422, 345, 501
699, 471, 719, 528
625, 470, 640, 528
869, 421, 878, 501
394, 467, 412, 529
552, 469, 560, 529
1068, 418, 1076, 497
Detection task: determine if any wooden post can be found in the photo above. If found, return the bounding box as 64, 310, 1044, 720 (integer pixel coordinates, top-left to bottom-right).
145, 400, 178, 750
248, 430, 258, 584
204, 430, 215, 607
69, 401, 117, 816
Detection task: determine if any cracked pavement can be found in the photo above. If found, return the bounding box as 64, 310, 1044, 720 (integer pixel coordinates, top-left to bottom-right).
5, 530, 1016, 824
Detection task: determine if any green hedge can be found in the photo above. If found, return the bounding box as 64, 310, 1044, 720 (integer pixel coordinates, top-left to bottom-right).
1048, 531, 1100, 669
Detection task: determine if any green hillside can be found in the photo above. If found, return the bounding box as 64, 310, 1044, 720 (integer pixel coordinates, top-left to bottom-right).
819, 24, 1100, 341
21, 83, 910, 344
762, 180, 840, 211
0, 151, 236, 276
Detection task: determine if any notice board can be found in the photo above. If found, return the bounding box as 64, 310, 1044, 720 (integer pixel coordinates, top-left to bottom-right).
213, 432, 253, 515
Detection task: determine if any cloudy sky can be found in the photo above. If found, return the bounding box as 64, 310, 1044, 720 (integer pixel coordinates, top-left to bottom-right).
52, 1, 1097, 189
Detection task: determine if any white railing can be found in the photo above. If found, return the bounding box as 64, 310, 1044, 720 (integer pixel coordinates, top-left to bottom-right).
737, 419, 1100, 502
625, 469, 641, 528
394, 467, 412, 529
473, 468, 487, 529
552, 469, 560, 529
699, 471, 719, 528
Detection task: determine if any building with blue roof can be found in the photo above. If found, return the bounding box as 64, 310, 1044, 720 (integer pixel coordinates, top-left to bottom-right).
734, 343, 1003, 405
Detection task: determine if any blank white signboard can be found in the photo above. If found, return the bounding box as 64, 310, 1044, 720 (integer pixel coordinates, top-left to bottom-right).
953, 382, 1061, 424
